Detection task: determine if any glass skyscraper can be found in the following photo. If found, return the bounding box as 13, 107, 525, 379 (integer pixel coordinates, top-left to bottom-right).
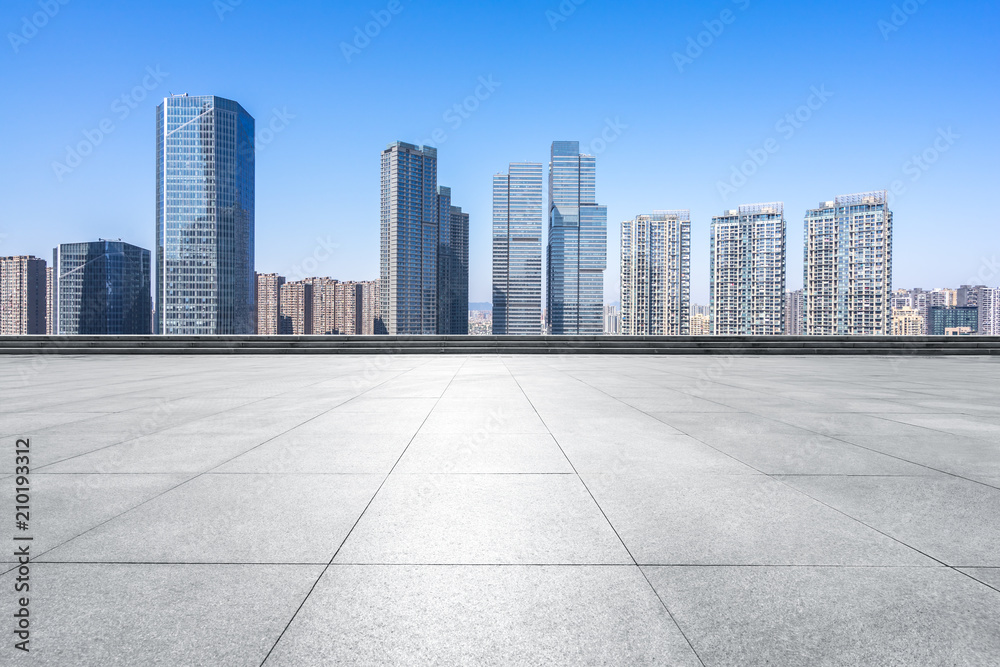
620, 211, 691, 335
710, 203, 786, 335
493, 162, 543, 335
53, 240, 151, 335
803, 191, 893, 335
379, 142, 467, 335
436, 186, 470, 335
546, 141, 607, 335
155, 94, 255, 335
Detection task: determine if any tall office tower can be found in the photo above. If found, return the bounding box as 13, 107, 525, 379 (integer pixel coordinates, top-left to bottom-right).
53, 240, 152, 335
436, 187, 470, 335
380, 142, 438, 334
0, 256, 47, 335
710, 203, 786, 335
978, 288, 1000, 335
892, 307, 925, 336
786, 289, 804, 335
690, 312, 710, 336
279, 281, 312, 335
156, 94, 255, 335
620, 211, 691, 335
493, 162, 544, 335
334, 281, 362, 335
45, 266, 54, 335
546, 141, 608, 334
304, 277, 338, 335
255, 273, 285, 335
803, 192, 892, 335
929, 306, 978, 336
360, 280, 380, 335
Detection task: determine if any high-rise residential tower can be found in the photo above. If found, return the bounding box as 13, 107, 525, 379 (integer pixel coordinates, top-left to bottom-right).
546, 141, 607, 335
493, 162, 543, 335
360, 280, 380, 335
379, 142, 467, 335
437, 187, 469, 335
53, 240, 151, 335
978, 288, 1000, 335
0, 256, 47, 335
710, 203, 786, 335
620, 211, 691, 335
255, 273, 285, 335
156, 94, 255, 334
803, 191, 892, 335
379, 142, 439, 335
786, 289, 804, 335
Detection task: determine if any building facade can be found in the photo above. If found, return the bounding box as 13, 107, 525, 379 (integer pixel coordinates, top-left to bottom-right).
710, 203, 786, 335
547, 141, 607, 335
255, 273, 285, 335
978, 288, 1000, 335
53, 240, 151, 335
786, 289, 804, 335
493, 162, 544, 335
690, 312, 710, 336
437, 187, 469, 335
45, 266, 54, 335
928, 306, 978, 336
892, 306, 925, 336
803, 192, 892, 335
279, 281, 312, 335
0, 256, 47, 335
602, 304, 621, 335
620, 211, 691, 335
360, 280, 379, 335
379, 142, 438, 335
156, 94, 255, 334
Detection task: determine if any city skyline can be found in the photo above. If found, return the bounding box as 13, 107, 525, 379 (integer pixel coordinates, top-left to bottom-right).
4, 1, 996, 306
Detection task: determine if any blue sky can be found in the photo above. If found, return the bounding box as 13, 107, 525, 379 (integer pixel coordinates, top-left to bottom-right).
2, 0, 997, 303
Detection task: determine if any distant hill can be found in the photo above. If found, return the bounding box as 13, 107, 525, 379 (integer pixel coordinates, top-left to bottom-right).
468, 302, 492, 312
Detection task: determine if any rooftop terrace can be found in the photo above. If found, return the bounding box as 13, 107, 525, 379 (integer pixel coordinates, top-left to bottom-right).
2, 354, 999, 665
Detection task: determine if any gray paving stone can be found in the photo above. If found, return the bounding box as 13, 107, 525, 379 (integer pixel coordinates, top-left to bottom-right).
643, 566, 1000, 667
584, 473, 933, 565
0, 473, 187, 562
5, 563, 321, 666
779, 475, 1000, 566
265, 565, 701, 666
335, 474, 632, 564
394, 432, 572, 474
44, 473, 382, 563
958, 568, 1000, 590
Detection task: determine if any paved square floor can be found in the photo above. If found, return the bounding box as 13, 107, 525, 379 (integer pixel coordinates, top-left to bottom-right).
1, 354, 999, 665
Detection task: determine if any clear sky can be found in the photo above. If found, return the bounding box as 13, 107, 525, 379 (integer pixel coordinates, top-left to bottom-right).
2, 0, 997, 304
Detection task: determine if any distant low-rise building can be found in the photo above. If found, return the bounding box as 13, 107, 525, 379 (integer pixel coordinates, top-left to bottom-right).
690, 312, 710, 336
928, 306, 978, 336
892, 306, 925, 336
